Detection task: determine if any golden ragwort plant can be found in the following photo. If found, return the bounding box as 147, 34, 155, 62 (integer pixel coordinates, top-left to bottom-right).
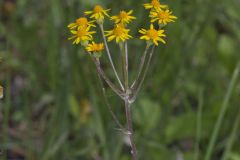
67, 0, 177, 159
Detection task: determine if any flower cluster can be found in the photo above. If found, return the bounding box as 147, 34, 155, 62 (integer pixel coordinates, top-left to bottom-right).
67, 2, 177, 159
67, 5, 110, 57
140, 0, 177, 45
67, 0, 177, 55
105, 10, 136, 43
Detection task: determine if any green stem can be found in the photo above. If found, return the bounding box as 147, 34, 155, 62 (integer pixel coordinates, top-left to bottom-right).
204, 63, 240, 160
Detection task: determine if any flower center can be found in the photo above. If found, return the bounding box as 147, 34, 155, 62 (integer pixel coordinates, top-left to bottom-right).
92, 44, 98, 50
147, 29, 158, 39
151, 0, 160, 8
119, 11, 128, 19
77, 29, 87, 37
114, 26, 125, 36
94, 5, 103, 13
92, 44, 103, 52
158, 12, 169, 19
76, 17, 88, 25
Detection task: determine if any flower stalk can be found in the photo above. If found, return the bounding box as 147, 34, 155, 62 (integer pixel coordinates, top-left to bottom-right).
99, 24, 125, 91
131, 45, 155, 102
131, 43, 151, 89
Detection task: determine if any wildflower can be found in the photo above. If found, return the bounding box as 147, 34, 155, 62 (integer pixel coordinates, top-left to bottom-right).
85, 5, 110, 23
86, 42, 104, 53
105, 24, 132, 43
111, 10, 136, 25
143, 0, 168, 11
68, 26, 96, 45
86, 42, 104, 58
139, 24, 166, 45
68, 17, 95, 30
150, 9, 177, 25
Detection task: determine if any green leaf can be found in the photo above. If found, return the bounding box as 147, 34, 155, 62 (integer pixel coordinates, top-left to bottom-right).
68, 95, 80, 119
133, 98, 161, 132
165, 112, 196, 143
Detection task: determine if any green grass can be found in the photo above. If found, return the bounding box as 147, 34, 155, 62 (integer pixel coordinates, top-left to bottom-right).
0, 0, 240, 159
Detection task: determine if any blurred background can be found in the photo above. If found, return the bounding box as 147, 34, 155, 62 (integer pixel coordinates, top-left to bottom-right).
0, 0, 240, 159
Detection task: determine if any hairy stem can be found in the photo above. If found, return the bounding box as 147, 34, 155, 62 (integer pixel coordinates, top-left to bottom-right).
120, 42, 128, 91
99, 24, 124, 91
125, 42, 129, 90
94, 58, 124, 98
120, 41, 138, 160
125, 100, 138, 160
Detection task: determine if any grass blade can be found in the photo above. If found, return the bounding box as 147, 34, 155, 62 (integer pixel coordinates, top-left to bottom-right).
204, 63, 240, 160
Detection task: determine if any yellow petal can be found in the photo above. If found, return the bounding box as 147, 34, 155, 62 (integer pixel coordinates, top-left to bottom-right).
108, 35, 116, 41
116, 37, 120, 43
70, 30, 77, 34
159, 38, 166, 44
85, 10, 93, 14
150, 24, 154, 29
68, 35, 76, 40
127, 10, 133, 15
153, 40, 159, 46
68, 23, 76, 28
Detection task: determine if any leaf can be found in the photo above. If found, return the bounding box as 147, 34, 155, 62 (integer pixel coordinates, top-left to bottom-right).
165, 112, 196, 143
133, 98, 161, 132
68, 95, 80, 119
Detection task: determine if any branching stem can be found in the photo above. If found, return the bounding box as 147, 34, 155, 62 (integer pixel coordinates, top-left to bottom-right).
131, 44, 151, 88
94, 58, 124, 98
131, 45, 155, 102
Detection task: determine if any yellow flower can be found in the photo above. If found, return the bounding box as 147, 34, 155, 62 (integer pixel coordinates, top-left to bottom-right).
139, 24, 166, 45
85, 5, 110, 22
143, 0, 168, 11
86, 42, 104, 53
111, 10, 136, 25
105, 24, 132, 43
150, 9, 177, 25
67, 17, 95, 30
68, 26, 96, 45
